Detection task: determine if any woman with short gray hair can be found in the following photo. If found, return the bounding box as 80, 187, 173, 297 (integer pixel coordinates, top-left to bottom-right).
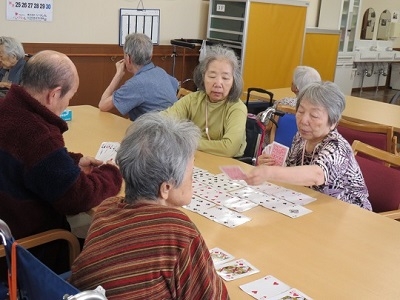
248, 81, 371, 210
70, 112, 230, 300
0, 36, 26, 96
163, 44, 247, 158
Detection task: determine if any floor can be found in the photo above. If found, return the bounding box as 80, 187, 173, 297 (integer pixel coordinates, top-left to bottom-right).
351, 87, 400, 103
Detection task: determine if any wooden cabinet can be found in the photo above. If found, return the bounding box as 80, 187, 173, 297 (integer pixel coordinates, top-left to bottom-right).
207, 0, 308, 90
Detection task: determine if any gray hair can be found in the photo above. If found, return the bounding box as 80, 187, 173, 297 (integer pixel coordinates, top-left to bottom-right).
0, 36, 25, 60
293, 66, 321, 93
193, 45, 243, 102
116, 112, 200, 203
20, 50, 76, 98
123, 33, 153, 66
296, 81, 345, 126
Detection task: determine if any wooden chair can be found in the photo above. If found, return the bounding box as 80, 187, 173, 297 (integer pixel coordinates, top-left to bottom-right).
352, 140, 400, 219
0, 228, 80, 267
269, 104, 297, 148
177, 87, 193, 99
338, 118, 397, 155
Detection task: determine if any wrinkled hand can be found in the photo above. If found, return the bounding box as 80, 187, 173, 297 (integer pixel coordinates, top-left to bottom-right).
78, 156, 103, 174
115, 59, 126, 75
244, 166, 270, 186
257, 153, 275, 166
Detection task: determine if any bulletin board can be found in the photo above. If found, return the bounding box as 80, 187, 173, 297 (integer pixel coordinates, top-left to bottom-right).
119, 8, 160, 46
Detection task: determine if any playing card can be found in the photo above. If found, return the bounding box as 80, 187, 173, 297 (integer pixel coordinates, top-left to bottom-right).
222, 197, 258, 212
270, 141, 289, 167
253, 182, 289, 195
275, 205, 313, 219
273, 190, 316, 206
268, 288, 313, 300
216, 259, 259, 281
240, 275, 291, 299
209, 247, 235, 266
182, 195, 216, 213
202, 173, 245, 192
95, 142, 120, 162
229, 187, 269, 205
260, 198, 294, 212
199, 206, 251, 228
194, 186, 238, 205
220, 165, 247, 180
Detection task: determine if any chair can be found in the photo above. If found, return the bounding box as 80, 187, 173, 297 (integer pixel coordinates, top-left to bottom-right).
0, 220, 107, 299
245, 87, 274, 115
269, 104, 297, 148
177, 87, 193, 99
389, 90, 400, 105
352, 140, 400, 218
338, 118, 397, 155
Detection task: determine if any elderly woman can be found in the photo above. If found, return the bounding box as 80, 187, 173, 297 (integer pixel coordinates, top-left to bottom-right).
163, 45, 247, 158
0, 36, 26, 96
274, 65, 321, 108
70, 113, 229, 300
247, 81, 371, 210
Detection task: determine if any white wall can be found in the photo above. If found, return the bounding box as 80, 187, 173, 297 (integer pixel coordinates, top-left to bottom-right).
0, 0, 209, 44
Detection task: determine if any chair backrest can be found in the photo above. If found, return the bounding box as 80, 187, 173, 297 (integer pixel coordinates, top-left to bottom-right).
269, 105, 297, 148
177, 87, 193, 99
0, 221, 82, 300
337, 118, 397, 154
352, 140, 400, 213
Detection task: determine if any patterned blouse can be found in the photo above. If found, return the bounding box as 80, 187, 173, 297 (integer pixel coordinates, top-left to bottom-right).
286, 129, 372, 210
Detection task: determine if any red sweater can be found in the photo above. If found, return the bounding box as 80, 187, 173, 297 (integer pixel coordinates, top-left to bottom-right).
70, 198, 230, 300
0, 85, 122, 276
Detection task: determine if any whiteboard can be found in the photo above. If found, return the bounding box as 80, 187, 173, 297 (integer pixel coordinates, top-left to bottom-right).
119, 8, 160, 46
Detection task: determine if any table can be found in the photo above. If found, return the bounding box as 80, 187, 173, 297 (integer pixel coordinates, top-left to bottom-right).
65, 105, 400, 299
244, 87, 400, 133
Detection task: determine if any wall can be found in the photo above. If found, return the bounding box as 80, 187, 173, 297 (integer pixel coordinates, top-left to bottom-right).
0, 0, 321, 45
0, 0, 209, 44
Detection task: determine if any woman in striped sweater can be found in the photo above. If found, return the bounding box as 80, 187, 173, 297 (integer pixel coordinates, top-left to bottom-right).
70, 112, 229, 300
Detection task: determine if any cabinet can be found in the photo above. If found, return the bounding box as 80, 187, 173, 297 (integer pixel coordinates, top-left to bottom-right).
207, 0, 308, 90
318, 0, 361, 54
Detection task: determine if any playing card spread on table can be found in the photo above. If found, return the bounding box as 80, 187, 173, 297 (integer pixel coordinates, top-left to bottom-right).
220, 165, 247, 180
209, 247, 235, 266
273, 190, 316, 206
240, 275, 291, 299
268, 287, 313, 300
222, 197, 258, 212
252, 182, 289, 195
203, 173, 245, 192
216, 259, 259, 281
193, 186, 239, 205
199, 206, 251, 227
229, 187, 272, 205
269, 141, 289, 167
182, 195, 216, 213
95, 142, 120, 162
275, 205, 313, 219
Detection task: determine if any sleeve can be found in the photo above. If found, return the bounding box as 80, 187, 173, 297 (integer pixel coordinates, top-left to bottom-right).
198, 102, 247, 157
161, 94, 192, 119
68, 151, 83, 164
174, 234, 229, 300
113, 78, 144, 115
25, 147, 122, 215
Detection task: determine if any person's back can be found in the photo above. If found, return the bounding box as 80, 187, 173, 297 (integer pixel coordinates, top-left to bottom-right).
0, 50, 122, 278
98, 33, 179, 120
70, 113, 229, 299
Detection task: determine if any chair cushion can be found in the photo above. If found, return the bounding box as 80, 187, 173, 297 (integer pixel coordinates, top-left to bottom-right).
356, 155, 400, 212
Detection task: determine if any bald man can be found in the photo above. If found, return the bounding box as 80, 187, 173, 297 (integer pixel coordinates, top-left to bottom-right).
0, 50, 122, 277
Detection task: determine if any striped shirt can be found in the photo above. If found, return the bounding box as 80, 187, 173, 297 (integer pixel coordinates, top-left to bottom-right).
70, 197, 229, 300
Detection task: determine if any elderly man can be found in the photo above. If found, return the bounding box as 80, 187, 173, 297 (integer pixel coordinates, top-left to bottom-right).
0, 50, 122, 277
98, 33, 179, 120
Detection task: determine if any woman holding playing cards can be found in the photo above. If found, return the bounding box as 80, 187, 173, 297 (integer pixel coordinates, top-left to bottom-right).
247, 81, 371, 210
70, 113, 229, 300
162, 44, 247, 158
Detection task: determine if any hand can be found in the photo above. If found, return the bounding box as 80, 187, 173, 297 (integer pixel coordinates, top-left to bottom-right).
257, 153, 275, 166
244, 166, 270, 186
78, 156, 103, 174
115, 59, 126, 75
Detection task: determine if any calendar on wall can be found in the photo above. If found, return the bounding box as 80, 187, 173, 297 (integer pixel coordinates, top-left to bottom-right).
6, 0, 53, 22
119, 8, 160, 46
